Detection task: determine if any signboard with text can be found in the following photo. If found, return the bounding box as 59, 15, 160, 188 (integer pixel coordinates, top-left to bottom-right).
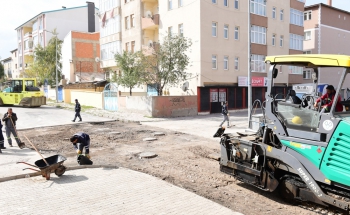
238, 76, 268, 87
210, 89, 218, 102
219, 88, 226, 102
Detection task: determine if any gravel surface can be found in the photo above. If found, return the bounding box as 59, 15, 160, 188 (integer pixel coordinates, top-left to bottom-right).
21, 121, 317, 215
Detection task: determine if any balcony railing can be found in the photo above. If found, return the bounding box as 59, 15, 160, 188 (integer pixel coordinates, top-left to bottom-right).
142, 14, 160, 30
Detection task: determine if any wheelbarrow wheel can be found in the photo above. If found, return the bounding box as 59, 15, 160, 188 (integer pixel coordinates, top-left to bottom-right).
55, 165, 66, 177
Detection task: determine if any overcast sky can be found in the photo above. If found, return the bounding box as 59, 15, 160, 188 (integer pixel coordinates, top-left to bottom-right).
0, 0, 349, 60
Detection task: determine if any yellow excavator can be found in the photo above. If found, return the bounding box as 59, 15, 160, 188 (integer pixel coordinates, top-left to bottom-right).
1, 78, 46, 107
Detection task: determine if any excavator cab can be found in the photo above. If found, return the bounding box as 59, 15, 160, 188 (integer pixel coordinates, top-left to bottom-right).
217, 54, 350, 212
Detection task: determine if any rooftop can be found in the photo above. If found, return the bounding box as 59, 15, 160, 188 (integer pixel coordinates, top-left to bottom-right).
305, 3, 350, 16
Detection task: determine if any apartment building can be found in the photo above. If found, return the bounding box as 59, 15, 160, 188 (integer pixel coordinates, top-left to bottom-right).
10, 49, 19, 78
304, 0, 350, 87
15, 3, 99, 77
159, 0, 306, 112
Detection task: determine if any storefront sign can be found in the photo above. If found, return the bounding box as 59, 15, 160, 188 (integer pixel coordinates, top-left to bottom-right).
238, 76, 268, 87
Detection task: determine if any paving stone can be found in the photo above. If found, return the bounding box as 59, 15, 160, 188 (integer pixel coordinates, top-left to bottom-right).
208, 153, 221, 161
139, 152, 158, 159
108, 132, 121, 135
153, 132, 165, 136
143, 137, 157, 142
0, 168, 242, 215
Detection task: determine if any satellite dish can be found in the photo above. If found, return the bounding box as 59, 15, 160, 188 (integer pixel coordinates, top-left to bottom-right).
182, 81, 189, 92
146, 11, 153, 18
95, 57, 100, 62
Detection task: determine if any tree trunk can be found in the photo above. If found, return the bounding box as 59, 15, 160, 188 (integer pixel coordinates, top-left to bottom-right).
129, 87, 132, 96
158, 87, 163, 96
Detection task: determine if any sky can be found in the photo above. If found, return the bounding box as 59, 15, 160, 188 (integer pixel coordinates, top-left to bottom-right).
0, 0, 350, 60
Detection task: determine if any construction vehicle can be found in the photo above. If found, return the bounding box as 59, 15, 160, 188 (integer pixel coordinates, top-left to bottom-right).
1, 78, 46, 107
215, 54, 350, 212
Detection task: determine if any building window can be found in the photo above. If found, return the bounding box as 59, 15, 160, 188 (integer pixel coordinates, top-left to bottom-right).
101, 0, 117, 13
234, 57, 239, 70
280, 36, 284, 47
168, 26, 173, 36
125, 42, 129, 52
304, 31, 311, 40
251, 25, 266, 45
304, 11, 312, 20
224, 0, 228, 7
250, 0, 266, 16
125, 16, 130, 29
224, 25, 229, 39
289, 66, 303, 74
280, 9, 284, 21
224, 56, 229, 70
272, 34, 276, 46
101, 41, 121, 60
290, 34, 303, 51
212, 0, 217, 3
212, 55, 217, 69
179, 0, 183, 7
303, 70, 311, 79
130, 14, 135, 28
251, 55, 266, 72
212, 22, 217, 37
131, 41, 135, 53
303, 50, 311, 54
234, 26, 239, 40
272, 7, 276, 19
179, 24, 183, 36
290, 9, 303, 26
234, 0, 239, 9
168, 0, 172, 10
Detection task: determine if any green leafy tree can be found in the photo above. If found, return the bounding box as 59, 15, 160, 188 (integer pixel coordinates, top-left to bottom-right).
141, 34, 192, 96
113, 51, 144, 96
24, 29, 62, 86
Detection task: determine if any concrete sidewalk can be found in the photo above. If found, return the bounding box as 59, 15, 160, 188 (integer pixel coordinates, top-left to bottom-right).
1, 168, 242, 215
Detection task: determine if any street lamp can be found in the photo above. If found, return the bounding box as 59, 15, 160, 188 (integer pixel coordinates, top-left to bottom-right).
43, 29, 59, 103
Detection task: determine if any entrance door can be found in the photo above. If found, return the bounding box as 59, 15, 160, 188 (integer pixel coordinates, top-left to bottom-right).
103, 83, 118, 111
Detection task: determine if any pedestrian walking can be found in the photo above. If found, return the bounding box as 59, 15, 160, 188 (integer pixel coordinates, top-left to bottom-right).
2, 108, 25, 149
72, 99, 82, 122
70, 132, 91, 159
219, 101, 232, 128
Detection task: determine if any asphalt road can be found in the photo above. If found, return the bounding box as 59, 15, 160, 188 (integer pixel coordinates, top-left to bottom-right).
0, 105, 110, 130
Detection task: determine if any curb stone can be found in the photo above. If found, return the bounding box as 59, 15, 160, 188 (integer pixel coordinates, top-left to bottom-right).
0, 165, 119, 183
17, 120, 117, 131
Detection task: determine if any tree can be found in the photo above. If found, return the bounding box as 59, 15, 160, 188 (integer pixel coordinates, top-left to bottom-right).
0, 61, 4, 80
141, 34, 192, 96
113, 51, 144, 96
24, 29, 62, 86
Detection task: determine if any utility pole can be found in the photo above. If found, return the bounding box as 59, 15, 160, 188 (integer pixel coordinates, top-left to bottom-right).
247, 0, 252, 123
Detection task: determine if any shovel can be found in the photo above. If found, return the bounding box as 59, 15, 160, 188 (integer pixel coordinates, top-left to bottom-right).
9, 117, 26, 149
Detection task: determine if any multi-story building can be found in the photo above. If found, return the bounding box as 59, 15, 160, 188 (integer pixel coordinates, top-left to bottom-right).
98, 0, 306, 111
10, 49, 19, 78
304, 0, 350, 86
15, 2, 99, 77
1, 57, 12, 79
61, 31, 101, 84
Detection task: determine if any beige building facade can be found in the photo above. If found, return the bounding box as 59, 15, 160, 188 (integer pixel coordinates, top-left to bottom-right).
304, 1, 350, 87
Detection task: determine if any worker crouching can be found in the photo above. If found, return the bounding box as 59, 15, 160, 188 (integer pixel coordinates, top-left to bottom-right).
70, 132, 93, 165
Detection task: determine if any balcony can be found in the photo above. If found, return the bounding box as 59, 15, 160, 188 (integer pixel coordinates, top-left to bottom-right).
142, 14, 159, 30
23, 32, 32, 39
141, 0, 158, 2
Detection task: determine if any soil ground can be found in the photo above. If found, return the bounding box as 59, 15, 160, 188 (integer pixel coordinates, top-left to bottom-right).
21, 121, 317, 215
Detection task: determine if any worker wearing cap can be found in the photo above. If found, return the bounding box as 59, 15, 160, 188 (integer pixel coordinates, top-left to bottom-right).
219, 101, 232, 128
314, 85, 343, 112
72, 99, 82, 122
70, 132, 90, 159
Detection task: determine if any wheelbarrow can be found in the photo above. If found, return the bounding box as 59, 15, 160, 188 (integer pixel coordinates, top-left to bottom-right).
17, 155, 67, 180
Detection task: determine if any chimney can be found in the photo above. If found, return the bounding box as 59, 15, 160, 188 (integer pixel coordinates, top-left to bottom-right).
86, 1, 95, 33
327, 0, 332, 6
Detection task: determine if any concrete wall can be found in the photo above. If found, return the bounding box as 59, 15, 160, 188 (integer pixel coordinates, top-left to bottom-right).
125, 96, 152, 114
152, 96, 197, 117
70, 90, 103, 109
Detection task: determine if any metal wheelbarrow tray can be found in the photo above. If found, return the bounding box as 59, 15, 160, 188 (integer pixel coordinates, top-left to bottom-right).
17, 155, 67, 180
